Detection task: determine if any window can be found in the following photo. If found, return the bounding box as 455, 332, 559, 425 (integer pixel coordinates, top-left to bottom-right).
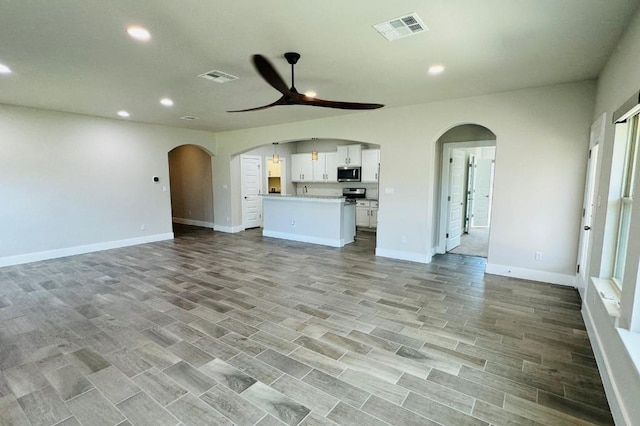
613, 114, 639, 289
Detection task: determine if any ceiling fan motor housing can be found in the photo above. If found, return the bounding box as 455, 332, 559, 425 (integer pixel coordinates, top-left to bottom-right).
284, 52, 300, 65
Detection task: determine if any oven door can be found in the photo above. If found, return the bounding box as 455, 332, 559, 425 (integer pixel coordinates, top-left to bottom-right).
337, 167, 361, 182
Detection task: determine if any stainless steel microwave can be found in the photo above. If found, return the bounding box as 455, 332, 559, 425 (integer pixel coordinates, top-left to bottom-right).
337, 166, 361, 182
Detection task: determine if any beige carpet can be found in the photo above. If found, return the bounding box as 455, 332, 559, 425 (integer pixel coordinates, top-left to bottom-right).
449, 226, 490, 257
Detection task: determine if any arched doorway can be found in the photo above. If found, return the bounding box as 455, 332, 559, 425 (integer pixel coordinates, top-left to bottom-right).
435, 124, 497, 258
168, 145, 214, 235
231, 138, 381, 252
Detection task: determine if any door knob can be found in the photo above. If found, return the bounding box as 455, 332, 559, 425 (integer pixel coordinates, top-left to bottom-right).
584, 226, 591, 231
244, 196, 248, 200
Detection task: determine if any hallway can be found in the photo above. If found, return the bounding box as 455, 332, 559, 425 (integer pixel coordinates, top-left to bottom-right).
449, 227, 490, 258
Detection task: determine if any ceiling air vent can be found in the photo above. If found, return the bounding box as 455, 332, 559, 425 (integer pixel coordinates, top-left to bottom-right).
373, 13, 427, 41
179, 115, 199, 121
198, 70, 238, 83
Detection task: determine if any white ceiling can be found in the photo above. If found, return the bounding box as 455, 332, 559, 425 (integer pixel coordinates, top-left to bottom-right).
0, 1, 638, 132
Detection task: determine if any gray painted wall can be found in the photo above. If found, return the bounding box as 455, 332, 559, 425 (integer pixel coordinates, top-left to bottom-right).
213, 80, 595, 283
0, 105, 215, 264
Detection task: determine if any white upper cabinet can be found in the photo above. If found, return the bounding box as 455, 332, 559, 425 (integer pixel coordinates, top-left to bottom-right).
312, 152, 338, 182
324, 152, 338, 182
312, 153, 327, 182
361, 149, 380, 182
267, 158, 281, 177
337, 144, 362, 167
291, 153, 313, 182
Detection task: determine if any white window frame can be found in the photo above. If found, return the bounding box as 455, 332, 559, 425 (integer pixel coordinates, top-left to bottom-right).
612, 114, 639, 290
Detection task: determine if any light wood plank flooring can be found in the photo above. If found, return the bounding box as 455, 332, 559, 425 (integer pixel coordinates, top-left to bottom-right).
0, 224, 613, 425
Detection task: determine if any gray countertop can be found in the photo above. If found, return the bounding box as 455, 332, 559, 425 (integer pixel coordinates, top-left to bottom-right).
261, 194, 344, 199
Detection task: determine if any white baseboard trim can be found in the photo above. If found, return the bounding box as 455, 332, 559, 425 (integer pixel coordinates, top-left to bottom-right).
213, 224, 244, 233
262, 230, 349, 248
582, 305, 628, 425
375, 248, 431, 264
172, 217, 214, 228
485, 263, 575, 286
0, 233, 174, 268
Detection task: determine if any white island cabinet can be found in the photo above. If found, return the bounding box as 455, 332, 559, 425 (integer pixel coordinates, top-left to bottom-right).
261, 195, 356, 247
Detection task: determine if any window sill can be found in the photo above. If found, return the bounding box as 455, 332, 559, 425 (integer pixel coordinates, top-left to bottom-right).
592, 277, 621, 319
617, 328, 640, 377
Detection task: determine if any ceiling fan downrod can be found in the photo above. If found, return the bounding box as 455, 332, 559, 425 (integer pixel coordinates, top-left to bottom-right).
284, 52, 300, 93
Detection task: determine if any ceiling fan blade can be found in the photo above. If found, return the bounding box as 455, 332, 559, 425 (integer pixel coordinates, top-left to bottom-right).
299, 96, 384, 110
252, 55, 290, 95
227, 96, 287, 113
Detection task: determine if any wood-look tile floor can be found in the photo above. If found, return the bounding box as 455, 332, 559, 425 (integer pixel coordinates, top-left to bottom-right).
0, 224, 613, 426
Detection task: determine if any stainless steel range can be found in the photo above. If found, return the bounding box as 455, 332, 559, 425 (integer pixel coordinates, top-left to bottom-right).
342, 188, 366, 199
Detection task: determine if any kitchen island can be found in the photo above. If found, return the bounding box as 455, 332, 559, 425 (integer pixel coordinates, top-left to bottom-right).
261, 195, 356, 247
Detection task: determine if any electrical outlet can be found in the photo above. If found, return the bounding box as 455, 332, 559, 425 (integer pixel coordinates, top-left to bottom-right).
535, 251, 543, 261
291, 220, 296, 227
141, 224, 145, 230
401, 235, 407, 243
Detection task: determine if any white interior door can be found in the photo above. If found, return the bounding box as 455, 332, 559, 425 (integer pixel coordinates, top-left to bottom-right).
241, 155, 263, 229
446, 149, 465, 251
471, 158, 494, 227
576, 114, 605, 297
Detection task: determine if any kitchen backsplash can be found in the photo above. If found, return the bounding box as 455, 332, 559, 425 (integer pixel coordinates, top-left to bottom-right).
295, 183, 379, 199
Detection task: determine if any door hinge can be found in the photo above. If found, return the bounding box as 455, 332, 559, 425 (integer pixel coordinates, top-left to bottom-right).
446, 233, 449, 238
582, 208, 585, 218
576, 264, 580, 273
449, 158, 453, 163
447, 196, 451, 201
588, 149, 592, 159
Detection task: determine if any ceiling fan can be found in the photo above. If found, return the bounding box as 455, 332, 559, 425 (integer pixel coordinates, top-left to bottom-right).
227, 52, 384, 112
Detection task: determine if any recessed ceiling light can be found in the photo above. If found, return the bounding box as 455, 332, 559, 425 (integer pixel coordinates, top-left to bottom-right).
304, 91, 317, 98
160, 98, 174, 107
127, 26, 151, 42
428, 64, 445, 75
117, 110, 130, 118
0, 64, 11, 74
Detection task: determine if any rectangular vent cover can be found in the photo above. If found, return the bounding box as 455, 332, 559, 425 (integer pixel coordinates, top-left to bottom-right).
373, 13, 427, 41
198, 70, 238, 83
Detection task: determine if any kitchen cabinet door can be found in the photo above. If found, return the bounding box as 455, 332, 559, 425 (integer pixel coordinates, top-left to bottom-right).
312, 153, 327, 182
337, 144, 362, 167
361, 149, 380, 182
291, 153, 313, 182
324, 152, 338, 182
369, 205, 378, 228
311, 152, 339, 182
356, 206, 370, 227
267, 158, 281, 177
